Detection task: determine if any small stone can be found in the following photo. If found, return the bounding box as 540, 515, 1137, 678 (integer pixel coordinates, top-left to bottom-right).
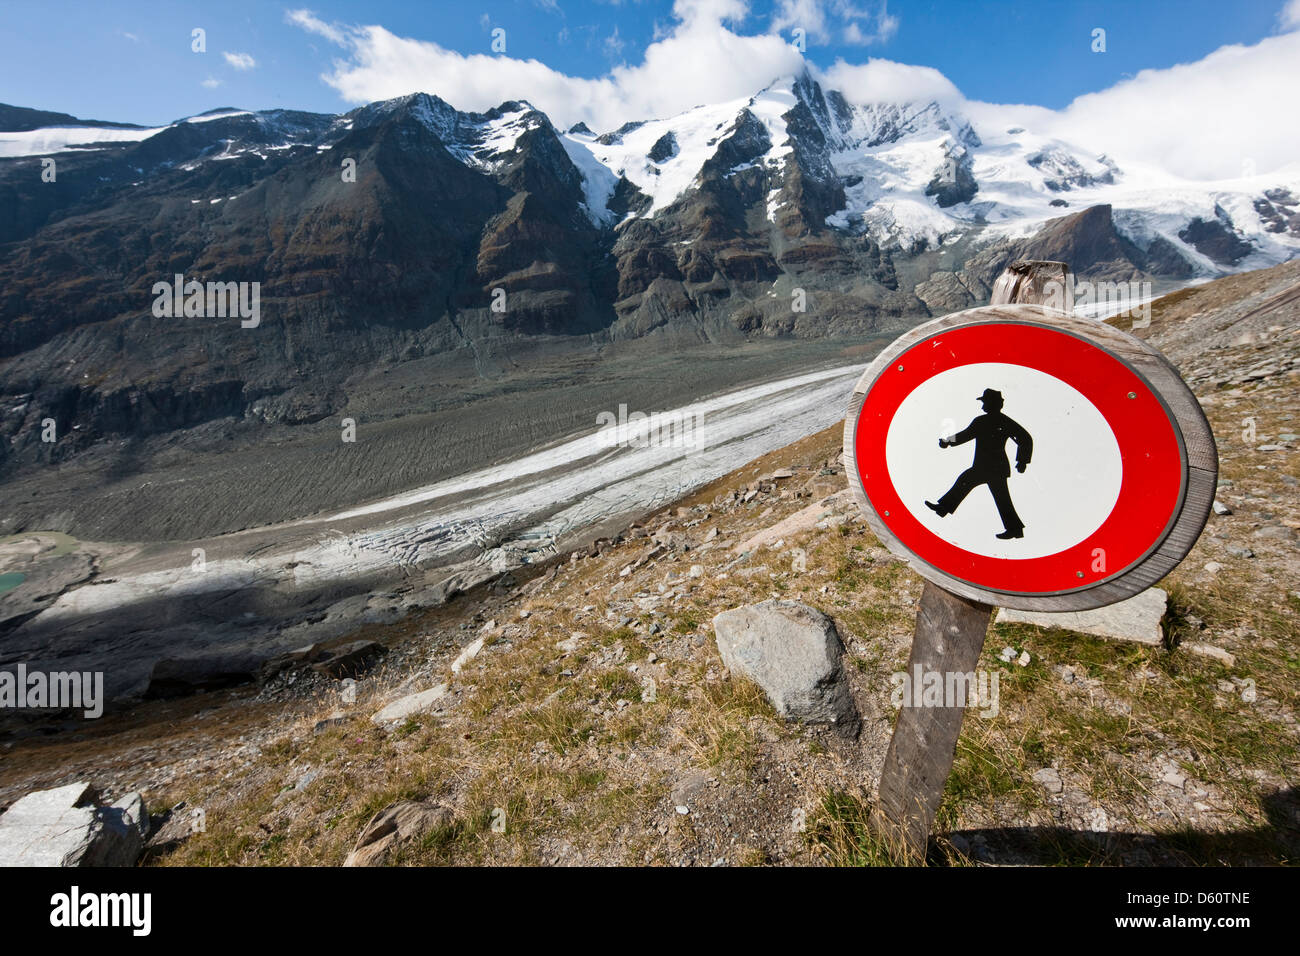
450, 637, 484, 674
675, 805, 690, 815
345, 802, 454, 867
1016, 650, 1031, 667
314, 712, 349, 734
1161, 769, 1187, 789
1212, 500, 1232, 515
1032, 768, 1063, 793
1227, 547, 1255, 558
689, 564, 704, 578
370, 684, 448, 725
1184, 643, 1235, 667
999, 646, 1017, 663
1204, 562, 1223, 573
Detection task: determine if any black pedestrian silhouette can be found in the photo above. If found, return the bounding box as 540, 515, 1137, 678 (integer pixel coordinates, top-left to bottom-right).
925, 389, 1033, 539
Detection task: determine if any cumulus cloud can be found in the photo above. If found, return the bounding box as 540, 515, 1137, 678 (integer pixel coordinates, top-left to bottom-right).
770, 0, 831, 43
201, 76, 222, 89
822, 57, 961, 107
285, 1, 801, 133
1280, 0, 1300, 31
222, 51, 257, 70
771, 0, 897, 46
1029, 29, 1300, 179
284, 0, 1298, 179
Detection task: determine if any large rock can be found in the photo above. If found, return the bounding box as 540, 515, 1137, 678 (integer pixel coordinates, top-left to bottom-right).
712, 600, 859, 736
344, 801, 455, 866
995, 587, 1167, 645
0, 782, 146, 866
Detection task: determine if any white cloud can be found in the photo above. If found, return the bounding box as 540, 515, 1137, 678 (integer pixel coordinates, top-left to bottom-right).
286, 8, 348, 46
222, 51, 257, 70
822, 57, 962, 107
603, 26, 626, 59
1280, 0, 1300, 30
1030, 30, 1300, 179
771, 0, 831, 43
770, 0, 896, 46
285, 1, 801, 133
284, 1, 1298, 180
201, 76, 222, 89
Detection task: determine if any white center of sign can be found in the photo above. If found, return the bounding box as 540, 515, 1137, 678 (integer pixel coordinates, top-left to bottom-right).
884, 362, 1123, 560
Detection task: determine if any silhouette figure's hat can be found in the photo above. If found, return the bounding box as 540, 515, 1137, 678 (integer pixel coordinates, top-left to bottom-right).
978, 388, 1003, 403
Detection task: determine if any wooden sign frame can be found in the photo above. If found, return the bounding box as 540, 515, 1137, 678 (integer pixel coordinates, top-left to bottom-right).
843, 294, 1218, 862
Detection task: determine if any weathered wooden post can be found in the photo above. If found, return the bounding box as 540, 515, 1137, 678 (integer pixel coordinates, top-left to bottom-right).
843, 260, 1216, 862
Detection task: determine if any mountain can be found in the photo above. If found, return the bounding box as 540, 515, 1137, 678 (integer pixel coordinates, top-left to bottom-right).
1, 75, 1298, 478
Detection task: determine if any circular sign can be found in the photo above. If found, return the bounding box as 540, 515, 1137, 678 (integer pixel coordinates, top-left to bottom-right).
844, 305, 1217, 611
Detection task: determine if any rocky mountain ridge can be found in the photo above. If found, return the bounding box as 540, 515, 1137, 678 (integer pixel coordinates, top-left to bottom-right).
1, 73, 1297, 477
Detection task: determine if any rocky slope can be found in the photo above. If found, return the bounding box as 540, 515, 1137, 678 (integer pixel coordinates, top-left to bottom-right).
1, 260, 1296, 867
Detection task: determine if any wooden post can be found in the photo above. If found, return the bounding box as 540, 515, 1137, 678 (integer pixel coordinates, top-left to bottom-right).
874, 582, 992, 862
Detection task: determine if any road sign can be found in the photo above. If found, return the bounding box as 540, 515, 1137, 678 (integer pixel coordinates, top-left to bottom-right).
843, 271, 1218, 862
845, 304, 1217, 612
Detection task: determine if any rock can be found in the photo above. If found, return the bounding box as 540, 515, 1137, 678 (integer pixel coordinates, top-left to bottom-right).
311, 640, 386, 679
555, 635, 581, 653
370, 684, 448, 725
146, 650, 265, 698
1016, 650, 1031, 667
712, 600, 859, 736
731, 490, 853, 554
1183, 643, 1236, 667
1212, 500, 1232, 515
689, 564, 704, 578
314, 711, 350, 733
344, 801, 455, 866
0, 782, 145, 867
1204, 562, 1224, 574
1227, 546, 1255, 558
142, 802, 200, 859
450, 637, 485, 674
998, 646, 1017, 663
1032, 768, 1063, 794
995, 587, 1167, 646
1253, 525, 1297, 542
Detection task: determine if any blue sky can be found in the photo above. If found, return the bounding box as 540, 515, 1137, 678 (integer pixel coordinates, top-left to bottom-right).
0, 0, 1295, 127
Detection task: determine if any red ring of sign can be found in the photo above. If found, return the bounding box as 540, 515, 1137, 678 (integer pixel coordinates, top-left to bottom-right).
853, 321, 1186, 595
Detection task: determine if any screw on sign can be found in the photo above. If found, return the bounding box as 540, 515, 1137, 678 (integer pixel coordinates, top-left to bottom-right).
843, 260, 1217, 862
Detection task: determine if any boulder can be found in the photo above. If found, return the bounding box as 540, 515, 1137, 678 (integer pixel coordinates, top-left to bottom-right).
712, 600, 859, 736
995, 587, 1167, 645
0, 782, 145, 866
344, 801, 455, 866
